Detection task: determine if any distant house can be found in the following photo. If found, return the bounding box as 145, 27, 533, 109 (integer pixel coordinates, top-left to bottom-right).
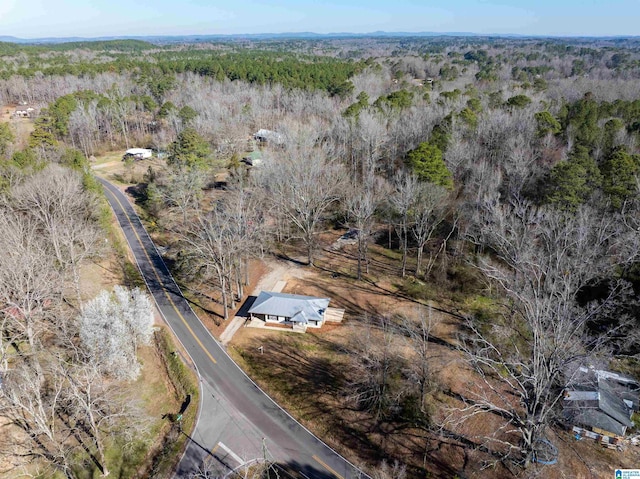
248, 291, 330, 329
13, 107, 34, 118
564, 367, 640, 439
253, 129, 284, 146
123, 148, 153, 161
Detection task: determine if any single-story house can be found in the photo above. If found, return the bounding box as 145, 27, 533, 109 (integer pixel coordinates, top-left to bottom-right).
253, 129, 284, 146
248, 291, 330, 329
123, 148, 153, 160
563, 367, 640, 438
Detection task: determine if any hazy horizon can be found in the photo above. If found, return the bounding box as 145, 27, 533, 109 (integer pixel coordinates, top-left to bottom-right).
1, 0, 639, 39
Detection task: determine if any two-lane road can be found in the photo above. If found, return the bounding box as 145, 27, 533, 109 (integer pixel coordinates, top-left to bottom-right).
98, 177, 366, 479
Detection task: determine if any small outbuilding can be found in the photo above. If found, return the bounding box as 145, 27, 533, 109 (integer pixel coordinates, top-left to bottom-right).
123, 148, 153, 160
248, 291, 330, 329
563, 367, 640, 439
253, 129, 284, 146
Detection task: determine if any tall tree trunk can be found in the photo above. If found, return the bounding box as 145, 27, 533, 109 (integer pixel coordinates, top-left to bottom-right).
401, 221, 408, 278
219, 273, 229, 320
307, 232, 314, 267
357, 237, 363, 281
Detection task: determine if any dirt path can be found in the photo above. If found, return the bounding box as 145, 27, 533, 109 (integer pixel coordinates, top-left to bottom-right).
252, 257, 313, 294
92, 160, 122, 170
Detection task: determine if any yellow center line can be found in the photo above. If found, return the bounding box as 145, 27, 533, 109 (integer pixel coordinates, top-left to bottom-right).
105, 183, 217, 365
312, 455, 344, 479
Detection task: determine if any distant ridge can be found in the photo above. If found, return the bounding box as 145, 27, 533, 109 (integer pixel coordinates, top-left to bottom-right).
0, 31, 638, 45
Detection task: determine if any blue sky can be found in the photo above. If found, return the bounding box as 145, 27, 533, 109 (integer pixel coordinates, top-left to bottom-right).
1, 0, 639, 38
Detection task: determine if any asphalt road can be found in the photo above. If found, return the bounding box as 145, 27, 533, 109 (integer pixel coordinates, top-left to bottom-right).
98, 177, 366, 479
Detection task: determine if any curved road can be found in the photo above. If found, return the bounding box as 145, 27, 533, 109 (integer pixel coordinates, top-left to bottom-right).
98, 177, 366, 479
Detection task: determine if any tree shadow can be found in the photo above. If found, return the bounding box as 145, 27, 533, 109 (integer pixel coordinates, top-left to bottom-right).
238, 334, 401, 472
272, 460, 355, 479
275, 251, 309, 266
236, 295, 257, 318
125, 183, 149, 208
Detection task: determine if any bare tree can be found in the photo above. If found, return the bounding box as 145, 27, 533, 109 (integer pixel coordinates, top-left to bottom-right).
105, 88, 134, 148
159, 165, 206, 225
346, 314, 405, 421
182, 188, 266, 320
78, 286, 155, 381
223, 186, 268, 300
68, 101, 98, 158
390, 171, 418, 278
410, 182, 448, 277
452, 201, 625, 467
0, 211, 61, 350
0, 357, 76, 479
345, 176, 384, 280
10, 164, 101, 303
59, 360, 148, 477
400, 307, 439, 416
188, 457, 276, 479
368, 460, 408, 479
258, 147, 345, 266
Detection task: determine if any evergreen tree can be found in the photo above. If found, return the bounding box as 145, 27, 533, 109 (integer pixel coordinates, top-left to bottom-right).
534, 111, 562, 137
168, 128, 211, 170
601, 146, 640, 209
405, 142, 453, 189
0, 123, 14, 158
505, 94, 532, 109
343, 91, 370, 118
374, 90, 414, 110
546, 146, 601, 210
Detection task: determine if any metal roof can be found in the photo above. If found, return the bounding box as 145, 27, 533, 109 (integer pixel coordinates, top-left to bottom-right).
564, 375, 636, 437
248, 291, 330, 324
565, 391, 598, 401
570, 408, 629, 437
125, 148, 152, 155
598, 379, 634, 428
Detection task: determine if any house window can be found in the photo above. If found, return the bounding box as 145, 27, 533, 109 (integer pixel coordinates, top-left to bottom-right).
266, 315, 278, 321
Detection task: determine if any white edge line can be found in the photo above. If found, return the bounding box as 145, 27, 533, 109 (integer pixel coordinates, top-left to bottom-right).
217, 442, 244, 465
98, 178, 205, 478
100, 177, 370, 479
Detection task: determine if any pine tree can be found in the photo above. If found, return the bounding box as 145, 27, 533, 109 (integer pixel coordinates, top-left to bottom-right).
405, 142, 453, 189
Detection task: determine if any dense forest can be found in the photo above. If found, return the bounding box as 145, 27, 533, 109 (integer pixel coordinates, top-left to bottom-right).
2, 35, 640, 478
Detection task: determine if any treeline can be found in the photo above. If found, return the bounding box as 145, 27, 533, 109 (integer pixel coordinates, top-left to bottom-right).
0, 42, 365, 95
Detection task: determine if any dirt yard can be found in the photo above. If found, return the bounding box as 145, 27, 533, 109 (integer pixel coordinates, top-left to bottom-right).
1, 104, 35, 149
227, 238, 640, 478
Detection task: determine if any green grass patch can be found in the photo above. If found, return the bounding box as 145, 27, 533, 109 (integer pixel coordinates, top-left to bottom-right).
374, 246, 403, 261
155, 328, 199, 398
146, 328, 199, 478
398, 276, 435, 302
122, 259, 146, 289
464, 295, 500, 322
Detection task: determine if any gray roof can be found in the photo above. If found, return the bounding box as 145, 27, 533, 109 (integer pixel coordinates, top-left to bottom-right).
570, 408, 629, 436
564, 376, 635, 436
598, 379, 634, 427
248, 291, 330, 324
